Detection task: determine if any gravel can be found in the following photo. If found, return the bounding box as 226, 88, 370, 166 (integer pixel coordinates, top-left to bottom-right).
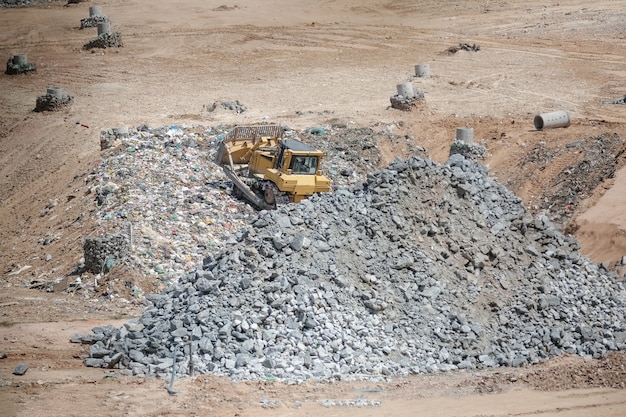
75, 149, 626, 382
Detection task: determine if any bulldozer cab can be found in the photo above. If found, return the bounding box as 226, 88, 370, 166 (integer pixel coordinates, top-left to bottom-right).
276, 139, 321, 175
215, 125, 331, 208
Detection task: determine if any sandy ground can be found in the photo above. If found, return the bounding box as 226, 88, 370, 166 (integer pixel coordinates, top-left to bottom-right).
2, 0, 626, 415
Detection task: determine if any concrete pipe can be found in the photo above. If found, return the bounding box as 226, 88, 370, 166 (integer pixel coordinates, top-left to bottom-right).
46, 86, 63, 99
396, 82, 415, 99
89, 5, 103, 17
456, 127, 474, 144
415, 64, 430, 78
534, 110, 571, 130
12, 54, 27, 65
97, 22, 111, 36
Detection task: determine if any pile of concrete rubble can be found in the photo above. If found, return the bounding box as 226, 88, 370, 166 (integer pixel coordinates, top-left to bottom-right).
80, 15, 109, 30
5, 56, 36, 75
0, 0, 35, 6
33, 91, 73, 112
77, 153, 626, 382
83, 32, 123, 50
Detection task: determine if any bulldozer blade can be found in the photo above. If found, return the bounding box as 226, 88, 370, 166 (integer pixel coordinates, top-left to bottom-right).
221, 166, 271, 210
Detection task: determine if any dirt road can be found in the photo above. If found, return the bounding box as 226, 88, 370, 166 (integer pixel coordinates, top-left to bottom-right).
1, 0, 626, 415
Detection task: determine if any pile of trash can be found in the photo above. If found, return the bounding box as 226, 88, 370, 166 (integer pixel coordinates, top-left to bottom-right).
447, 43, 481, 54
88, 125, 258, 287
86, 124, 378, 295
76, 152, 626, 382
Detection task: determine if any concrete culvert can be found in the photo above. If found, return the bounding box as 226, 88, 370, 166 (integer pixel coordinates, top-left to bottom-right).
396, 82, 416, 99
534, 110, 571, 130
456, 127, 473, 144
46, 86, 63, 100
415, 63, 430, 78
97, 22, 111, 36
12, 53, 27, 65
89, 5, 102, 16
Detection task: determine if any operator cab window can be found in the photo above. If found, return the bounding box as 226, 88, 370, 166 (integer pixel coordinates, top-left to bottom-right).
290, 156, 318, 174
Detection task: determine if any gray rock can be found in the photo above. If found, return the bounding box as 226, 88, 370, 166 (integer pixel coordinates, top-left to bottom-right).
195, 278, 220, 293
89, 342, 110, 358
12, 363, 29, 375
290, 234, 305, 251
84, 358, 105, 368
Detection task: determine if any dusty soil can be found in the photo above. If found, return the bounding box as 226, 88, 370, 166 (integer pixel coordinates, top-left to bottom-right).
2, 0, 626, 415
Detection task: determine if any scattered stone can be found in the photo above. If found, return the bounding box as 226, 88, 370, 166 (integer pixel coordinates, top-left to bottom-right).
80, 15, 109, 29
5, 55, 36, 75
319, 399, 382, 407
220, 100, 246, 114
612, 95, 626, 105
100, 127, 130, 150
0, 352, 7, 359
83, 32, 123, 50
447, 43, 481, 54
202, 100, 247, 113
13, 363, 29, 376
0, 0, 35, 7
449, 139, 487, 160
34, 92, 73, 112
520, 134, 624, 228
390, 91, 424, 111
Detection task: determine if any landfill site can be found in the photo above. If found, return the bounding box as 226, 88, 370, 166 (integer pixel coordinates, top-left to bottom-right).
1, 1, 626, 416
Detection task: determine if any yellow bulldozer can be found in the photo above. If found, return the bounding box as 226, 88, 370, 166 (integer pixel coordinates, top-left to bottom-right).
214, 125, 331, 209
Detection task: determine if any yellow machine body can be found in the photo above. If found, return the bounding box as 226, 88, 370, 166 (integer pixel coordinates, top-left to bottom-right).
215, 125, 331, 207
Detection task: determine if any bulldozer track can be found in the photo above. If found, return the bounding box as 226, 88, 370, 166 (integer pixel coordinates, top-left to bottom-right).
261, 181, 290, 207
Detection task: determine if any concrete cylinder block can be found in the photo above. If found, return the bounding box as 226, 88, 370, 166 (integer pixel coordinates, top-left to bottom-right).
534, 110, 571, 130
415, 63, 430, 78
456, 127, 474, 144
12, 54, 27, 65
396, 82, 415, 99
89, 5, 103, 17
46, 86, 63, 99
97, 22, 111, 36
